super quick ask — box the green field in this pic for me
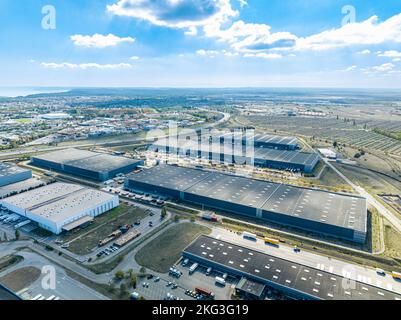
[135,223,211,273]
[66,204,149,255]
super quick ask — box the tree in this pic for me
[333,141,338,148]
[115,270,125,280]
[120,283,128,297]
[174,215,180,223]
[139,266,147,275]
[130,274,137,288]
[126,268,134,279]
[15,229,20,241]
[161,206,167,219]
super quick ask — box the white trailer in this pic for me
[189,262,199,275]
[215,276,226,286]
[243,231,257,241]
[14,220,31,230]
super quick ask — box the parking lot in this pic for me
[133,259,236,301]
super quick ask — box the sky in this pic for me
[1,0,401,88]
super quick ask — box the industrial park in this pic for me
[3,1,401,313]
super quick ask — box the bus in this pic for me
[264,237,280,246]
[243,232,257,241]
[392,271,401,280]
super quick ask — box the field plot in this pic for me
[66,204,149,255]
[242,115,401,156]
[135,223,211,273]
[0,267,41,292]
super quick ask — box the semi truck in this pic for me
[14,220,31,230]
[195,287,215,299]
[392,271,401,280]
[264,237,280,246]
[201,213,219,222]
[243,231,257,241]
[215,276,226,286]
[189,262,199,275]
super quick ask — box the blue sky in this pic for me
[1,0,401,87]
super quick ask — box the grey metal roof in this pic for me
[153,139,317,167]
[183,235,401,300]
[0,162,30,178]
[127,165,366,233]
[33,148,141,173]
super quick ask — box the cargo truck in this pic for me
[189,263,198,275]
[243,231,257,241]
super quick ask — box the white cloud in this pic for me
[185,26,198,36]
[339,65,357,72]
[130,56,140,60]
[203,20,297,54]
[243,52,282,59]
[377,50,401,58]
[203,13,401,54]
[196,49,220,58]
[356,49,371,55]
[70,33,135,48]
[296,14,401,51]
[362,63,395,73]
[107,0,237,29]
[40,62,133,70]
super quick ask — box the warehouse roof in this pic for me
[153,138,317,167]
[32,148,142,172]
[1,182,116,223]
[127,165,366,233]
[0,163,30,178]
[184,236,401,300]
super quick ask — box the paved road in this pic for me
[0,249,108,300]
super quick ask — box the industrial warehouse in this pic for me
[0,182,119,234]
[0,163,32,187]
[152,138,319,172]
[183,235,401,300]
[31,148,144,181]
[219,132,300,150]
[125,165,367,243]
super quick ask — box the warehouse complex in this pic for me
[152,138,318,172]
[219,132,300,150]
[0,163,32,187]
[126,165,367,243]
[183,235,401,300]
[31,148,144,181]
[0,182,119,234]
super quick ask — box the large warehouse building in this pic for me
[219,132,300,150]
[31,148,144,181]
[0,182,119,234]
[125,165,367,243]
[0,163,32,187]
[152,138,319,173]
[183,235,401,300]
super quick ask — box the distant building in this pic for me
[1,182,119,234]
[0,163,32,187]
[318,148,337,159]
[39,113,71,120]
[31,148,144,181]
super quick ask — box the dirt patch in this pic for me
[0,255,23,273]
[135,223,211,273]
